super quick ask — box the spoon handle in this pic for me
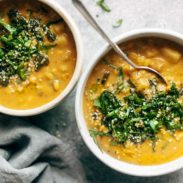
[72,0,137,68]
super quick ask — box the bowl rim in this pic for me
[75,28,183,177]
[0,0,83,116]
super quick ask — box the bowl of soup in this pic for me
[75,29,183,176]
[0,0,83,116]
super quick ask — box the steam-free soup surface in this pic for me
[0,0,76,109]
[84,38,183,165]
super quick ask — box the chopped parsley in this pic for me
[46,18,63,27]
[113,19,123,28]
[97,0,111,12]
[103,59,124,94]
[0,9,61,86]
[101,71,110,85]
[89,129,109,149]
[92,83,183,145]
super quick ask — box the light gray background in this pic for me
[26,0,183,182]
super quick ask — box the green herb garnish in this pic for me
[101,71,110,85]
[89,129,109,149]
[103,59,124,94]
[97,0,111,12]
[92,83,183,146]
[41,44,57,52]
[103,59,123,77]
[113,19,123,28]
[47,18,63,27]
[0,9,59,86]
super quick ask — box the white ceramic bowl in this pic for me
[75,29,183,177]
[0,0,83,116]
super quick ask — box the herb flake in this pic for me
[97,0,111,12]
[113,19,123,28]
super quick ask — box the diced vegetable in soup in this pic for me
[84,38,183,165]
[0,0,76,109]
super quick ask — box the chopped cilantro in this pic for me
[113,19,123,28]
[0,9,59,86]
[97,0,111,12]
[91,83,183,146]
[46,18,63,27]
[89,129,109,149]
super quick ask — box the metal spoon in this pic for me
[72,0,167,84]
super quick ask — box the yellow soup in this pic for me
[84,38,183,165]
[0,0,76,109]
